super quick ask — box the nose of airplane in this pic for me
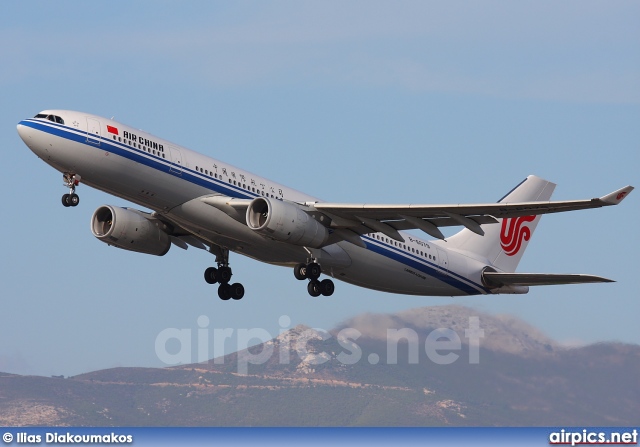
[17,122,31,144]
[17,121,35,143]
[17,121,43,156]
[17,122,27,138]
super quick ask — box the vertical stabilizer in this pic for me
[445,175,556,273]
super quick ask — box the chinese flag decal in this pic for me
[107,125,119,135]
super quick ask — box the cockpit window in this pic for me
[34,114,64,125]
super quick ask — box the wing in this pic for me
[482,272,614,287]
[197,182,633,247]
[311,184,634,242]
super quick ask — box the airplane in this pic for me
[17,110,633,301]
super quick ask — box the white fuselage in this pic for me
[18,110,493,296]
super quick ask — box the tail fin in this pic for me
[445,175,556,273]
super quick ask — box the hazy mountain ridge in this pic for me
[1,306,638,426]
[336,305,559,355]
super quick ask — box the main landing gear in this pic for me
[203,247,245,301]
[294,261,335,297]
[61,173,81,207]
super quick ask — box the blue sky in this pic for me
[1,1,638,377]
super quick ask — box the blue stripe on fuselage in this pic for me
[361,236,487,295]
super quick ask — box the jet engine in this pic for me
[246,197,329,248]
[91,205,171,256]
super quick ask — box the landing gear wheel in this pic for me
[218,266,232,284]
[62,173,81,207]
[307,280,322,297]
[207,246,244,300]
[204,267,219,284]
[294,263,307,280]
[319,279,335,297]
[218,284,232,300]
[68,193,79,207]
[230,283,245,300]
[306,263,321,280]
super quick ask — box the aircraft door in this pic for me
[168,145,183,175]
[436,247,449,277]
[86,118,101,146]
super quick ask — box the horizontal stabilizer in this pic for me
[599,185,634,205]
[483,272,614,287]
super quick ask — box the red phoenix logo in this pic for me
[616,191,627,201]
[500,216,536,256]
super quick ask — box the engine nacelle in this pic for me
[246,197,329,248]
[91,205,171,256]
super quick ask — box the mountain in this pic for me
[1,306,638,426]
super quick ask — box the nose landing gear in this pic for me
[61,173,81,207]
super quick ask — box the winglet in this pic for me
[599,186,634,205]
